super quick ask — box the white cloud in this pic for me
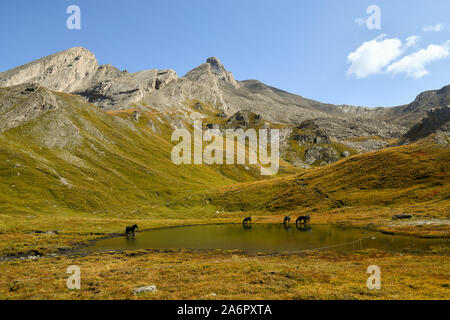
[386,42,450,79]
[422,24,444,32]
[347,35,403,78]
[405,35,420,48]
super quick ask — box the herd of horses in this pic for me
[243,215,310,227]
[125,215,311,236]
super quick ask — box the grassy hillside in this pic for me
[0,88,301,254]
[211,143,450,236]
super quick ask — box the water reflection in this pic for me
[126,235,136,243]
[296,224,312,232]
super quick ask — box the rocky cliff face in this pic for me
[76,67,178,109]
[0,47,179,110]
[399,106,450,145]
[0,47,98,92]
[185,56,237,87]
[375,85,450,128]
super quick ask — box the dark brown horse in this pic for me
[125,224,138,236]
[242,217,252,226]
[296,215,311,225]
[284,216,291,225]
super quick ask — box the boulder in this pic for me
[133,286,157,294]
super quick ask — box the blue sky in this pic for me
[0,0,449,107]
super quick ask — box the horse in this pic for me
[296,215,311,225]
[284,216,291,225]
[242,217,252,225]
[125,224,138,236]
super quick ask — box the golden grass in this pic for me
[0,249,448,300]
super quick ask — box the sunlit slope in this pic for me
[0,86,292,219]
[212,143,450,213]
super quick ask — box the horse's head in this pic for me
[133,224,138,229]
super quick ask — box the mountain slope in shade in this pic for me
[378,85,450,127]
[399,106,450,145]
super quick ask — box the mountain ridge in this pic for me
[1,47,446,124]
[0,47,449,163]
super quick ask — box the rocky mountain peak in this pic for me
[206,56,225,74]
[184,57,237,87]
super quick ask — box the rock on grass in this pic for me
[133,285,157,295]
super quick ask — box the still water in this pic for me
[86,224,448,254]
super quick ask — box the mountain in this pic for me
[380,85,450,127]
[0,47,178,110]
[0,46,449,171]
[399,106,450,145]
